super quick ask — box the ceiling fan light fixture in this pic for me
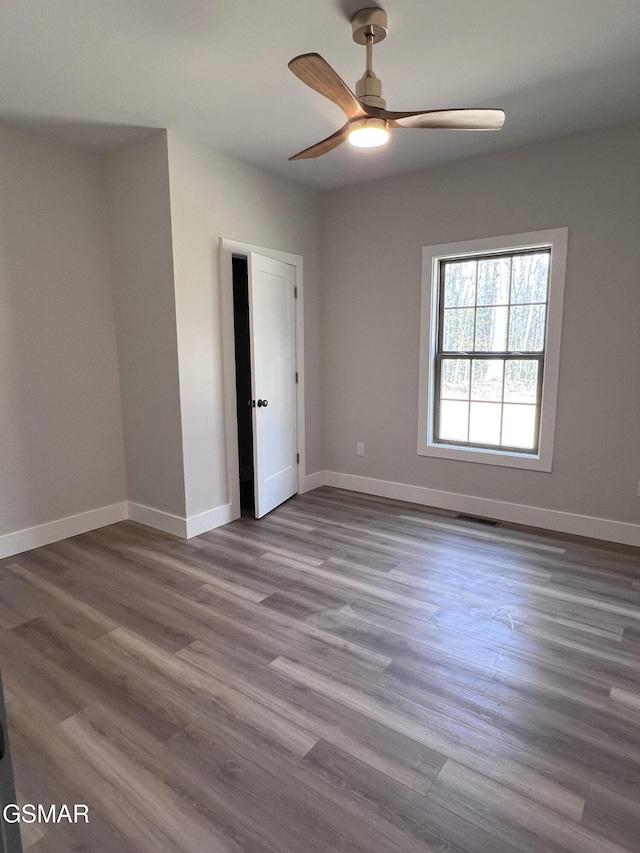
[348,117,389,148]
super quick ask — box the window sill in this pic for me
[418,441,552,472]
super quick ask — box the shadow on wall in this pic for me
[336,0,384,19]
[0,113,159,155]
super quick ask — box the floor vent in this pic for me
[456,513,499,527]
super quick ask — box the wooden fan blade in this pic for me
[289,123,350,160]
[288,53,364,120]
[369,107,505,130]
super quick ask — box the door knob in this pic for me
[247,400,255,407]
[257,399,268,407]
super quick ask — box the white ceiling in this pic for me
[1,0,640,190]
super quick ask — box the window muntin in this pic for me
[434,249,550,454]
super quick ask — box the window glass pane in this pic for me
[444,261,476,307]
[469,402,502,445]
[508,304,546,351]
[471,360,503,401]
[477,257,511,305]
[439,401,469,442]
[502,404,537,449]
[441,359,470,399]
[443,308,474,351]
[511,253,549,304]
[504,360,539,404]
[475,306,508,352]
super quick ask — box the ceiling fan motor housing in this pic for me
[356,71,386,109]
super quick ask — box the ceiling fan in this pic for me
[288,7,505,160]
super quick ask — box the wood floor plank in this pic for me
[168,727,421,853]
[397,514,568,553]
[0,625,87,725]
[99,626,319,759]
[270,655,586,820]
[428,759,630,853]
[8,696,157,853]
[186,582,390,668]
[302,739,521,853]
[177,638,441,794]
[581,782,640,851]
[59,705,240,853]
[12,616,184,742]
[525,611,625,641]
[609,685,640,710]
[338,599,437,640]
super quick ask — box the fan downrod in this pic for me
[352,8,388,110]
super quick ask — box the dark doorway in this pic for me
[232,256,255,515]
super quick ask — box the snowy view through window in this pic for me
[435,250,550,451]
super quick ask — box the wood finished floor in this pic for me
[2,487,640,853]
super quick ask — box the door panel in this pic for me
[248,254,297,518]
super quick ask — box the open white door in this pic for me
[248,253,298,518]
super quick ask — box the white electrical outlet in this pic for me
[637,479,640,497]
[356,442,365,456]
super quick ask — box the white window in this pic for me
[417,229,568,471]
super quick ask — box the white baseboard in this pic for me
[4,472,637,561]
[128,501,234,539]
[316,471,640,548]
[0,498,237,561]
[303,471,326,492]
[0,502,128,560]
[128,502,187,538]
[185,503,234,538]
[0,498,238,561]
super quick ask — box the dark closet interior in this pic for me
[232,255,255,515]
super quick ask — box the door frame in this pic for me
[220,238,306,520]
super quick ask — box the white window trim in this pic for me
[417,228,568,472]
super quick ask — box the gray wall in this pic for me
[0,124,126,535]
[320,119,640,524]
[166,130,322,518]
[103,132,186,517]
